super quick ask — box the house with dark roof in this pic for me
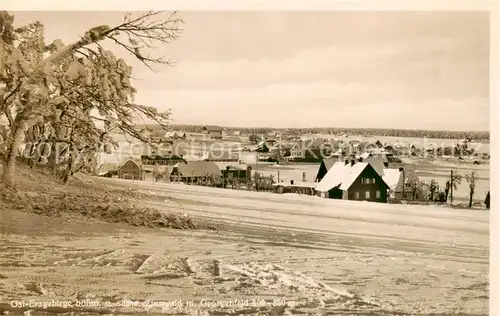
[118,159,143,180]
[170,161,222,184]
[316,159,390,203]
[219,164,252,182]
[202,126,223,139]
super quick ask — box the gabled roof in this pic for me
[118,159,143,170]
[316,161,389,192]
[322,157,338,171]
[172,161,222,178]
[339,162,370,190]
[382,169,402,191]
[382,168,418,192]
[316,162,351,192]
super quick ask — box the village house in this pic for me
[170,161,222,184]
[117,159,143,180]
[316,159,390,203]
[288,138,335,162]
[315,154,383,182]
[164,131,187,139]
[265,136,279,148]
[141,154,185,166]
[202,126,224,139]
[382,167,419,200]
[148,129,174,143]
[218,163,252,182]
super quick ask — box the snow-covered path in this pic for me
[98,178,489,262]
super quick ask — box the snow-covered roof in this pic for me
[339,162,369,190]
[382,169,402,191]
[316,161,391,192]
[316,162,351,192]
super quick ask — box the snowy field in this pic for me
[93,178,489,315]
[1,177,489,315]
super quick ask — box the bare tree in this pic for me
[449,170,462,204]
[465,171,479,208]
[427,179,439,201]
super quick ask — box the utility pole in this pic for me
[277,169,280,183]
[402,168,405,199]
[450,169,454,204]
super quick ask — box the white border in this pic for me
[489,2,499,315]
[0,0,495,11]
[2,0,498,314]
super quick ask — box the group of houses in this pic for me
[273,154,417,203]
[98,157,252,186]
[314,155,416,203]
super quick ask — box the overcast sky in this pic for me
[12,11,490,131]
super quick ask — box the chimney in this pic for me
[290,180,294,185]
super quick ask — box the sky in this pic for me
[11,11,490,131]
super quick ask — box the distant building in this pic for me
[118,159,143,180]
[382,167,419,200]
[165,131,187,139]
[141,155,185,166]
[289,138,335,162]
[316,159,390,203]
[148,129,174,143]
[170,161,222,184]
[221,164,252,182]
[202,126,223,139]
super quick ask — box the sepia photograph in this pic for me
[0,2,495,315]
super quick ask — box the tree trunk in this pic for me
[469,190,474,208]
[62,145,75,184]
[1,121,27,186]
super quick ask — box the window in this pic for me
[376,190,381,199]
[355,192,360,199]
[365,191,371,199]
